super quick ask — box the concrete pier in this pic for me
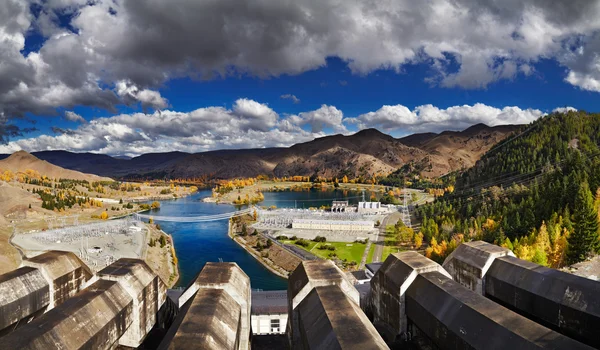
[0,250,91,335]
[443,241,600,348]
[296,285,388,349]
[0,267,49,334]
[22,251,92,308]
[369,251,451,340]
[406,270,592,349]
[486,255,600,348]
[158,262,251,350]
[98,258,167,348]
[0,278,134,349]
[288,260,386,350]
[442,240,514,294]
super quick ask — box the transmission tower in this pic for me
[401,188,412,228]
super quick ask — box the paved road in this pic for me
[372,212,402,263]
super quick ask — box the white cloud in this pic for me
[115,81,168,110]
[348,103,545,133]
[0,0,599,131]
[64,111,86,123]
[0,100,565,156]
[280,94,300,104]
[552,106,578,113]
[0,99,324,156]
[288,105,347,133]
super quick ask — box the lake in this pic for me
[151,187,374,289]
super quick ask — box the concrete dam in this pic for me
[0,241,598,349]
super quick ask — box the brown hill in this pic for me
[5,125,521,180]
[0,151,112,182]
[399,124,520,176]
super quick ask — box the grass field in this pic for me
[283,240,367,265]
[381,229,404,262]
[311,242,367,263]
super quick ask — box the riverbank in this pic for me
[206,180,391,205]
[145,222,180,287]
[227,219,300,279]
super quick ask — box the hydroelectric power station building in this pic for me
[291,219,374,231]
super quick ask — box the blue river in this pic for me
[151,188,371,290]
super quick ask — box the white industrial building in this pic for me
[251,290,288,335]
[331,200,350,212]
[291,219,374,231]
[357,201,385,214]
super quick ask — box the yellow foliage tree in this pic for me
[100,211,108,220]
[414,232,424,249]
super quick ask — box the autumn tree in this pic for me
[414,232,424,249]
[567,181,600,264]
[151,201,160,209]
[100,211,108,220]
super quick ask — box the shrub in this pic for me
[313,236,327,243]
[295,239,310,247]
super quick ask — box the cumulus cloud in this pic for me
[280,94,300,104]
[288,105,347,133]
[0,99,324,156]
[64,111,86,123]
[0,100,559,156]
[2,0,600,142]
[347,103,545,133]
[115,81,168,110]
[552,106,578,113]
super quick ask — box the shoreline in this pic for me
[227,221,289,279]
[205,181,390,206]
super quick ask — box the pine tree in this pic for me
[567,182,600,264]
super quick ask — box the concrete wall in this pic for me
[158,262,251,350]
[369,251,451,340]
[442,240,514,295]
[160,288,242,350]
[0,250,92,336]
[287,260,360,347]
[292,220,374,231]
[443,241,600,348]
[0,266,49,334]
[296,285,388,350]
[405,271,592,350]
[98,258,167,348]
[485,255,600,348]
[22,251,92,308]
[0,278,134,350]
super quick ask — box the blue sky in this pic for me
[1,0,599,155]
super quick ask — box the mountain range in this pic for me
[0,124,520,180]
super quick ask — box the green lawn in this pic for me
[381,231,404,262]
[284,240,368,264]
[366,244,376,263]
[311,242,367,263]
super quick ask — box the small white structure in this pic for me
[291,219,374,231]
[357,201,383,214]
[87,246,103,254]
[331,200,350,212]
[129,226,142,232]
[251,290,288,335]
